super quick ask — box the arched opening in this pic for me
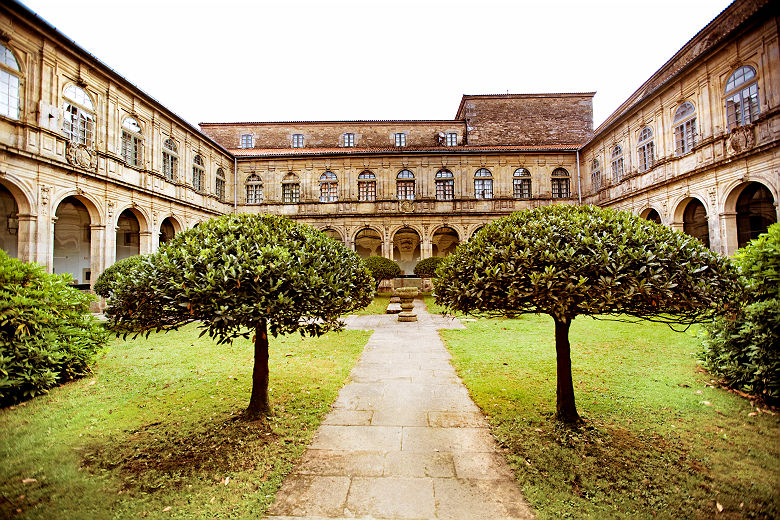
[736,182,776,248]
[322,228,343,244]
[54,197,91,284]
[160,217,178,245]
[641,208,662,225]
[470,226,484,239]
[392,227,420,274]
[354,228,382,258]
[432,226,460,257]
[0,184,19,258]
[116,209,140,262]
[682,199,710,247]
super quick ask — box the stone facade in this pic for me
[0,0,778,283]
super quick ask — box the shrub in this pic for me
[93,255,144,298]
[364,256,401,289]
[701,223,780,402]
[413,256,444,277]
[0,251,108,406]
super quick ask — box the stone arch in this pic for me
[470,225,485,239]
[159,215,184,245]
[0,176,34,259]
[639,206,664,225]
[353,226,383,258]
[321,227,344,243]
[431,225,460,257]
[392,226,421,274]
[674,196,710,248]
[723,180,777,250]
[52,190,103,225]
[53,195,99,285]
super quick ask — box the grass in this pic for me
[0,324,370,519]
[440,314,780,520]
[348,292,392,315]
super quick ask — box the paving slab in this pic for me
[266,300,535,519]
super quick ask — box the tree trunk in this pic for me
[245,319,271,420]
[554,317,581,424]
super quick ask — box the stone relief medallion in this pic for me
[399,200,415,213]
[727,126,755,155]
[65,142,98,171]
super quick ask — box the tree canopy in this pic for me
[434,205,740,422]
[106,214,374,418]
[363,256,401,289]
[413,256,444,278]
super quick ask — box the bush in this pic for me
[0,251,108,406]
[364,256,401,289]
[701,223,780,402]
[93,255,144,298]
[413,256,444,277]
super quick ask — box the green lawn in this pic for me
[0,324,370,519]
[440,315,780,520]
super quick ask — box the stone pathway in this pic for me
[266,300,535,520]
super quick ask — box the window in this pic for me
[282,174,300,203]
[319,171,338,202]
[446,132,457,147]
[396,169,415,200]
[215,168,226,200]
[192,154,205,192]
[292,133,304,148]
[62,85,95,147]
[162,138,178,182]
[513,168,531,199]
[474,168,493,199]
[435,169,454,200]
[394,132,406,147]
[240,134,253,148]
[121,117,143,167]
[245,173,263,204]
[343,133,355,147]
[673,102,697,155]
[0,44,20,120]
[591,159,602,190]
[725,65,760,130]
[358,171,376,201]
[551,168,571,198]
[611,145,624,183]
[637,126,655,172]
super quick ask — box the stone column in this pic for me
[89,224,106,285]
[15,214,37,263]
[720,211,738,256]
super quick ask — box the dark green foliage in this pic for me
[434,205,738,323]
[413,256,444,278]
[92,254,144,298]
[702,223,780,402]
[363,256,401,289]
[107,214,374,341]
[0,251,108,406]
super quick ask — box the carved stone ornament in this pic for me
[39,186,50,215]
[107,200,115,219]
[399,200,415,213]
[65,141,98,171]
[727,126,755,155]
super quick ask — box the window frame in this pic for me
[343,133,355,147]
[591,158,602,190]
[611,145,624,184]
[396,169,415,200]
[245,173,263,204]
[474,168,493,199]
[394,132,407,147]
[445,132,457,147]
[192,154,205,193]
[551,168,571,198]
[240,134,253,149]
[357,170,376,202]
[162,138,178,182]
[673,102,697,156]
[513,168,531,199]
[725,65,760,130]
[435,169,454,201]
[637,126,655,172]
[282,174,300,203]
[62,84,95,147]
[215,168,226,201]
[319,171,339,202]
[121,117,143,168]
[291,133,304,148]
[0,43,21,120]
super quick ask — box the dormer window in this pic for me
[394,132,407,147]
[446,133,457,146]
[343,133,355,147]
[292,134,304,148]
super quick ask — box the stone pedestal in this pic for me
[395,287,418,322]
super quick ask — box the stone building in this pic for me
[0,0,777,282]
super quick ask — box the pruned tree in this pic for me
[414,256,444,278]
[106,214,374,419]
[434,205,740,423]
[363,256,401,290]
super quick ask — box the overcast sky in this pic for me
[21,0,734,129]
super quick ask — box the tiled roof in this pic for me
[200,119,465,127]
[229,144,581,157]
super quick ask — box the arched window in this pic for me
[474,168,493,199]
[551,168,571,198]
[358,171,376,201]
[435,169,454,201]
[611,145,624,184]
[245,173,263,204]
[673,102,697,155]
[282,173,300,203]
[319,171,338,202]
[637,126,655,172]
[513,168,531,199]
[62,85,95,146]
[682,199,710,248]
[215,168,226,201]
[725,65,760,130]
[397,169,415,200]
[0,44,21,120]
[162,138,178,182]
[121,117,143,167]
[192,155,205,192]
[591,158,602,190]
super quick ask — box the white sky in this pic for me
[20,0,734,129]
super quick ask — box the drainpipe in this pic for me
[576,149,582,205]
[233,156,238,214]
